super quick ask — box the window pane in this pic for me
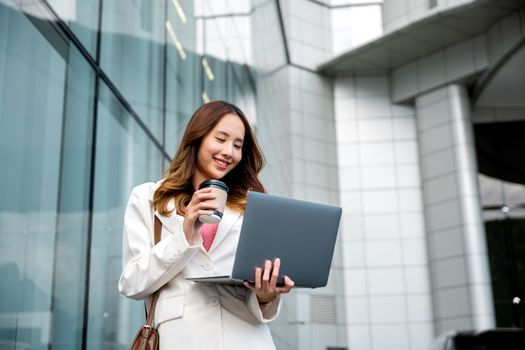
[86,81,163,349]
[51,45,96,350]
[0,2,62,349]
[165,0,201,153]
[47,0,100,56]
[1,2,97,349]
[100,0,165,141]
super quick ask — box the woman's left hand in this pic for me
[243,258,294,304]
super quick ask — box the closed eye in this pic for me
[215,137,226,143]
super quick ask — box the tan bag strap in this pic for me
[144,216,162,327]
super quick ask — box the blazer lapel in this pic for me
[208,206,241,253]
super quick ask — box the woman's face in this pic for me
[194,113,245,186]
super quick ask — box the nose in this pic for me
[221,142,233,158]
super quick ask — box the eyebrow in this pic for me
[216,130,244,143]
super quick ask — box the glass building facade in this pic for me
[0,0,255,348]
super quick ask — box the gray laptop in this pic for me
[186,191,342,288]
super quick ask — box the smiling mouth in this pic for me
[214,158,230,169]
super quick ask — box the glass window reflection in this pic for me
[0,2,95,349]
[47,0,100,56]
[0,4,65,350]
[165,0,201,153]
[100,0,165,141]
[86,81,163,349]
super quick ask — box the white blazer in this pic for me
[118,182,280,350]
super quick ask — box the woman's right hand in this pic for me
[182,187,218,241]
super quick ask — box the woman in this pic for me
[119,100,294,349]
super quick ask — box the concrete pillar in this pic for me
[415,84,495,334]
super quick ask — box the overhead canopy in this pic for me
[318,0,524,76]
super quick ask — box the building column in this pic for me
[252,1,345,348]
[415,84,495,334]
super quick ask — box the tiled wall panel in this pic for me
[335,75,434,350]
[382,0,430,33]
[256,62,347,349]
[392,35,488,102]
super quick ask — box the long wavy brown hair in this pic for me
[153,100,266,216]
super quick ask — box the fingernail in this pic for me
[275,258,280,264]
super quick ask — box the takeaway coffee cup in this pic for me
[198,179,229,224]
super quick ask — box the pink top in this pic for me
[199,223,219,251]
